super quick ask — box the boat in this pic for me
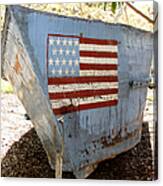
[1,5,154,178]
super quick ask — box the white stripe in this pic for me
[80,44,118,52]
[80,57,117,64]
[80,70,117,76]
[50,94,118,109]
[48,82,118,93]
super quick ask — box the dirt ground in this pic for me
[1,88,157,180]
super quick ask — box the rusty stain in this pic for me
[14,53,22,74]
[100,129,139,148]
[79,129,140,168]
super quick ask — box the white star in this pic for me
[68,60,72,66]
[74,40,78,46]
[56,38,60,45]
[52,48,57,55]
[55,58,60,66]
[49,58,53,65]
[49,39,54,45]
[59,48,63,55]
[58,68,62,75]
[75,59,79,66]
[68,40,72,45]
[72,49,76,56]
[63,39,67,46]
[65,69,69,75]
[52,69,56,74]
[71,69,75,75]
[66,49,70,55]
[62,59,66,65]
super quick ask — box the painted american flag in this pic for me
[47,34,118,116]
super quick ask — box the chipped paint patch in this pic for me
[14,53,22,74]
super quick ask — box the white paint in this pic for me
[48,82,118,93]
[80,44,118,52]
[80,70,117,76]
[80,57,118,64]
[51,94,118,109]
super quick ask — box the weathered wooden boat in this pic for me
[1,5,154,178]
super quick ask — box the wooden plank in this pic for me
[55,152,63,178]
[2,7,64,178]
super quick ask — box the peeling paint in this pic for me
[14,53,22,74]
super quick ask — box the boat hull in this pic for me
[2,5,154,178]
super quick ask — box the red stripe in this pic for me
[48,76,118,85]
[48,33,80,39]
[49,88,118,100]
[80,51,117,58]
[80,64,118,70]
[53,100,118,115]
[80,37,118,45]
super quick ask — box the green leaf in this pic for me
[111,2,117,14]
[104,2,107,11]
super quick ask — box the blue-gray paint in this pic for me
[3,5,154,176]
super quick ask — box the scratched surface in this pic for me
[2,5,154,177]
